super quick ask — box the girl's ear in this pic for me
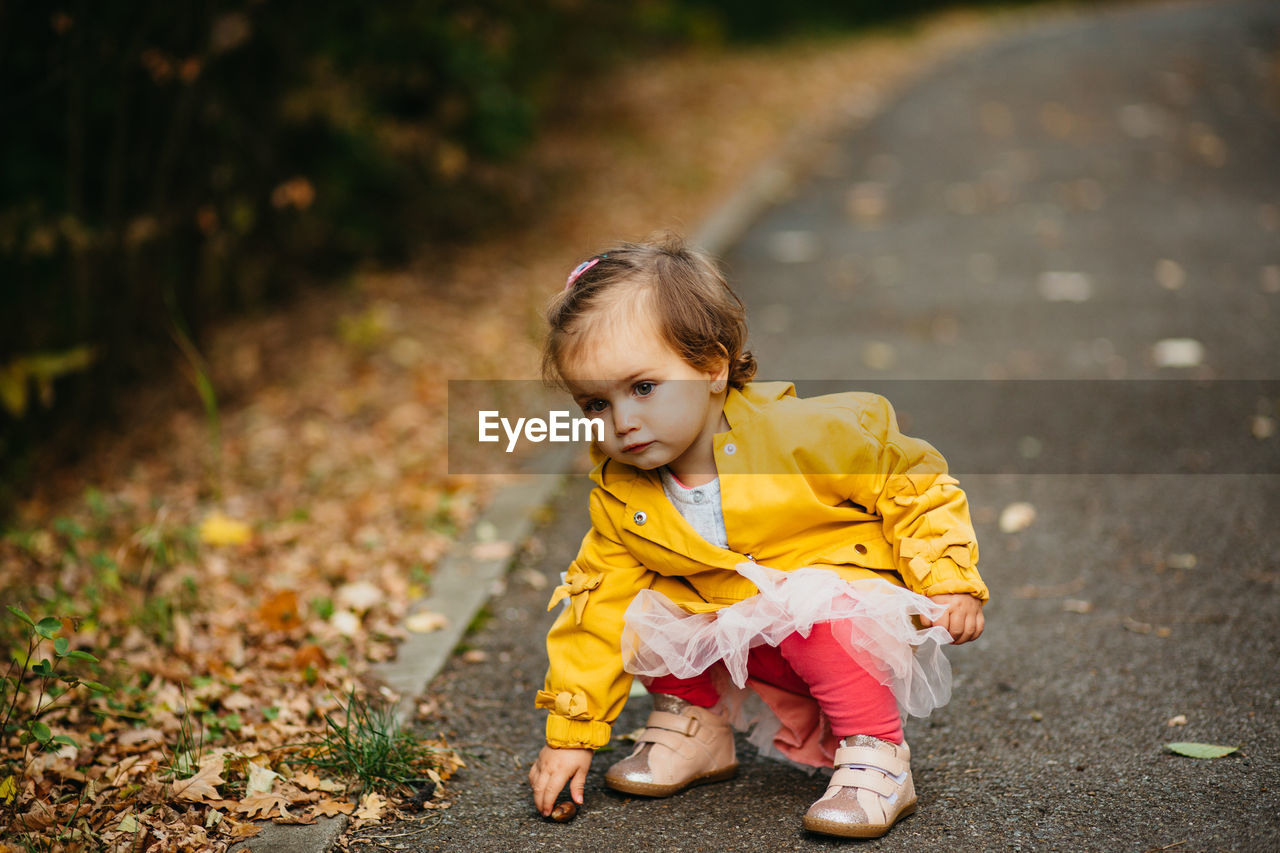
[708,344,730,388]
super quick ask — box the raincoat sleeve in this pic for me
[839,395,989,602]
[538,486,655,749]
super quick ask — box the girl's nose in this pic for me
[612,405,638,436]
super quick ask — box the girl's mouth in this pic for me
[623,441,653,454]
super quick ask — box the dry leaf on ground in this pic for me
[199,512,253,546]
[355,792,390,821]
[406,611,449,633]
[172,756,226,803]
[292,770,347,793]
[246,763,279,796]
[313,798,357,817]
[999,501,1037,533]
[238,791,293,820]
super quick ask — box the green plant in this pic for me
[1,605,112,842]
[296,688,443,795]
[159,684,207,780]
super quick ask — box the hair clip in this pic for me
[565,257,601,290]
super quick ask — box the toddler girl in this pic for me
[527,237,987,838]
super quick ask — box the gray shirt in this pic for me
[659,467,728,550]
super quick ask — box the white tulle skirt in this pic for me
[619,562,954,768]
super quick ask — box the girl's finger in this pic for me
[570,767,587,805]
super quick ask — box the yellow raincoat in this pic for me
[538,381,988,749]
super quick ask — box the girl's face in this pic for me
[561,315,728,481]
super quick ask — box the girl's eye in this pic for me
[634,381,655,397]
[582,399,607,414]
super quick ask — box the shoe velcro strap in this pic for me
[638,726,698,759]
[829,766,899,798]
[644,710,699,737]
[833,745,907,777]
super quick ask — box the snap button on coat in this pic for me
[723,443,737,455]
[633,511,648,525]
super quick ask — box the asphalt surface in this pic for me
[356,2,1280,850]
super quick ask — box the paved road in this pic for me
[359,2,1280,850]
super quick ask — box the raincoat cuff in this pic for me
[920,562,990,602]
[898,527,977,589]
[545,715,613,750]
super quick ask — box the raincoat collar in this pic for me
[586,381,797,493]
[582,382,799,567]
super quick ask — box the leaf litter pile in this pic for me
[1,11,1012,852]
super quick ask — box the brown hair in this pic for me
[542,235,757,389]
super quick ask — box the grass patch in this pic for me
[296,689,448,795]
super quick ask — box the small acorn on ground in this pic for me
[549,800,578,822]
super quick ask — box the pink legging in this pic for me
[642,620,904,744]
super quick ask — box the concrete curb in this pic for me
[376,451,578,729]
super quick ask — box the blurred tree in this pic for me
[0,1,636,485]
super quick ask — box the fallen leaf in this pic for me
[1123,617,1153,635]
[107,755,143,787]
[1167,714,1188,727]
[515,567,548,590]
[1038,271,1093,302]
[1152,338,1204,368]
[999,502,1037,533]
[1,775,16,805]
[1262,265,1280,293]
[229,821,263,839]
[172,755,226,803]
[256,589,301,632]
[846,184,888,225]
[861,341,895,371]
[1062,599,1093,614]
[766,230,822,264]
[313,799,356,817]
[238,792,292,820]
[330,609,362,636]
[292,770,346,793]
[199,512,252,546]
[461,649,488,663]
[1154,259,1185,290]
[336,580,382,613]
[221,690,256,711]
[405,611,448,633]
[470,540,513,561]
[1166,742,1238,759]
[292,643,330,671]
[246,763,279,796]
[355,791,389,821]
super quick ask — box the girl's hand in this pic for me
[529,745,593,817]
[922,593,985,644]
